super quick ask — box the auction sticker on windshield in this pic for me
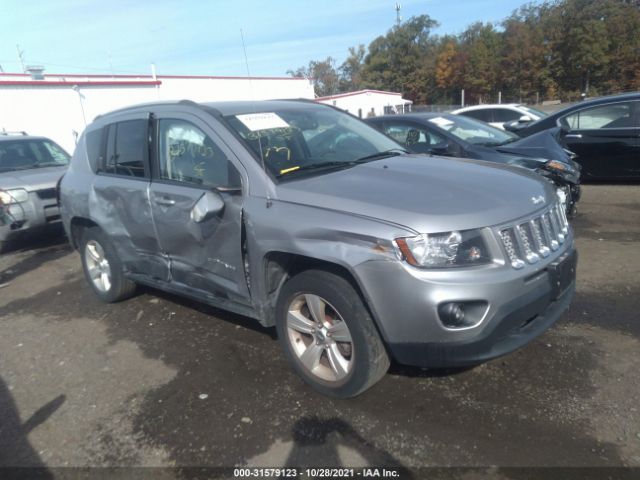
[428,116,454,128]
[236,113,289,131]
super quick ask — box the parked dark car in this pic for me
[366,113,581,216]
[0,132,70,252]
[504,93,640,180]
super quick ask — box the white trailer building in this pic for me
[315,89,412,118]
[0,72,315,152]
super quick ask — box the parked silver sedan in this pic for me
[0,133,70,252]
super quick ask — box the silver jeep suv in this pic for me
[60,100,576,397]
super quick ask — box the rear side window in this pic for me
[491,109,522,123]
[86,129,104,172]
[101,120,148,178]
[459,109,491,122]
[563,102,636,130]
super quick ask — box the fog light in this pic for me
[439,302,466,328]
[438,301,488,329]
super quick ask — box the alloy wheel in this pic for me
[85,240,112,293]
[286,294,354,382]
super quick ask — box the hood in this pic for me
[496,128,570,163]
[0,166,67,191]
[275,155,556,233]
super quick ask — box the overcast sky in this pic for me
[0,0,525,77]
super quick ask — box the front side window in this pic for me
[425,115,518,147]
[224,106,402,179]
[562,102,636,130]
[383,123,447,154]
[0,139,70,173]
[158,119,239,189]
[519,105,547,119]
[103,120,147,177]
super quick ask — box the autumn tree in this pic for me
[339,45,366,91]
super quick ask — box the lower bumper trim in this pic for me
[388,280,575,369]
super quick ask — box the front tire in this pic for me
[276,269,389,398]
[80,227,136,302]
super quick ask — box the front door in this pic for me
[148,115,250,305]
[560,100,640,179]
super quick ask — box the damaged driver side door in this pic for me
[148,114,250,307]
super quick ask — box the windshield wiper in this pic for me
[275,161,358,177]
[353,148,408,163]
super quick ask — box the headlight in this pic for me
[545,160,573,174]
[395,229,491,268]
[0,189,29,204]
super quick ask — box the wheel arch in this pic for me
[261,251,385,340]
[69,216,101,249]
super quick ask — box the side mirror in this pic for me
[191,191,225,223]
[518,115,532,123]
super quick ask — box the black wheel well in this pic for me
[263,252,366,325]
[69,217,100,249]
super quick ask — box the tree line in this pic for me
[287,0,640,105]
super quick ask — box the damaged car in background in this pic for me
[0,132,70,253]
[60,100,577,397]
[366,113,581,216]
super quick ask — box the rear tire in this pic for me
[80,227,136,303]
[276,269,389,398]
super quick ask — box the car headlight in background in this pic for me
[0,189,29,204]
[395,229,491,268]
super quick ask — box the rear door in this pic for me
[148,113,250,305]
[91,115,169,280]
[559,100,640,179]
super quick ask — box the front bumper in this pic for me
[354,242,577,368]
[0,191,61,242]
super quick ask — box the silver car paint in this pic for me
[0,164,66,242]
[60,100,571,349]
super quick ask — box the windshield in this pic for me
[224,105,403,178]
[520,105,548,118]
[426,114,519,147]
[0,139,70,173]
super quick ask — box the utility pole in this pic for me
[16,44,26,72]
[395,3,401,27]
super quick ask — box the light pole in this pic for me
[72,85,87,127]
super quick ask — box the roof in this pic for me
[0,72,309,87]
[369,112,451,121]
[94,99,322,120]
[0,79,162,87]
[314,89,411,102]
[0,135,50,142]
[548,92,640,117]
[452,104,522,112]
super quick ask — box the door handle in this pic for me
[565,134,582,139]
[155,197,176,207]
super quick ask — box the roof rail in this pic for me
[0,130,28,136]
[94,99,218,122]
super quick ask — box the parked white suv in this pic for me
[452,104,547,130]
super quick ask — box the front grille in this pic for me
[36,187,57,200]
[499,203,569,269]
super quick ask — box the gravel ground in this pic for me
[0,184,638,478]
